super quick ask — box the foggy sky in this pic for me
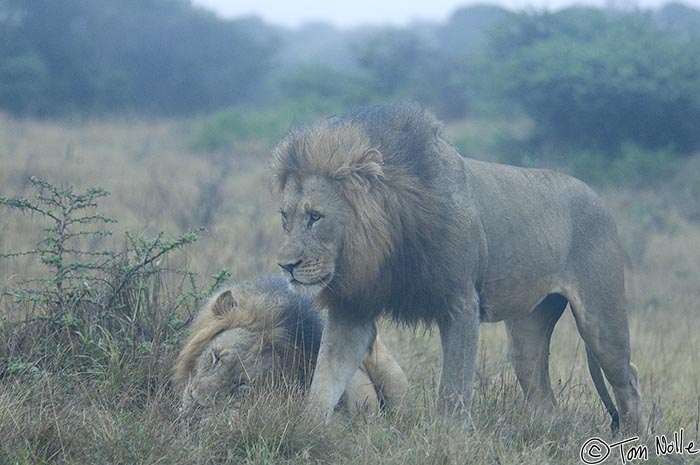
[191,0,699,28]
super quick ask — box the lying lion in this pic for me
[173,275,409,415]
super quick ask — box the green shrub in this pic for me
[669,154,700,221]
[570,142,679,187]
[276,66,375,110]
[0,177,226,378]
[189,108,291,152]
[0,54,51,115]
[189,101,356,152]
[451,118,532,163]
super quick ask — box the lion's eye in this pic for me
[307,211,322,228]
[279,210,289,231]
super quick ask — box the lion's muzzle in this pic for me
[278,256,332,287]
[278,259,302,275]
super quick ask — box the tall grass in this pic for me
[0,115,698,464]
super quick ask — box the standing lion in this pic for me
[272,102,644,432]
[173,275,409,415]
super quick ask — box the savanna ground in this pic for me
[0,114,698,465]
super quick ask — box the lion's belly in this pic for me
[476,222,572,322]
[478,274,565,322]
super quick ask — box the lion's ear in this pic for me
[361,148,383,165]
[353,148,384,184]
[212,290,238,317]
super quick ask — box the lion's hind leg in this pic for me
[505,293,567,417]
[565,281,645,434]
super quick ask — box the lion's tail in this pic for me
[585,346,620,432]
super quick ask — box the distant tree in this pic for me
[436,5,510,58]
[276,66,375,111]
[0,0,277,115]
[655,2,700,37]
[0,54,50,115]
[355,29,469,118]
[98,10,278,113]
[355,29,423,96]
[482,8,700,154]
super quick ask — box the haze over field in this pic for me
[192,0,700,27]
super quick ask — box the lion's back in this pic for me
[464,157,620,258]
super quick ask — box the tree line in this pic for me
[1,0,700,154]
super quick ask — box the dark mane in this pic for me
[272,103,469,325]
[173,275,325,388]
[341,102,445,186]
[253,275,323,373]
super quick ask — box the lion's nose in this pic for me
[278,259,302,275]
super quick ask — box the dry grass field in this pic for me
[0,115,698,464]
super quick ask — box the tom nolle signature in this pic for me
[579,428,699,464]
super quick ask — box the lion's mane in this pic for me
[271,103,467,324]
[173,275,322,390]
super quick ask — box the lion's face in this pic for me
[183,327,273,406]
[277,175,352,297]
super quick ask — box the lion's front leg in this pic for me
[309,311,375,423]
[437,291,480,424]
